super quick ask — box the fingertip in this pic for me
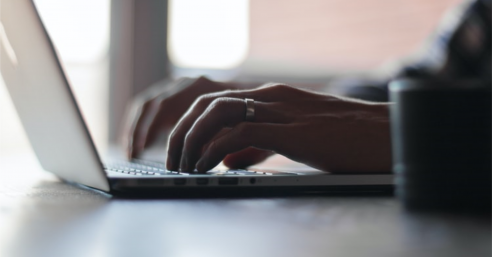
[179,155,189,172]
[130,149,138,160]
[125,143,133,158]
[166,158,176,171]
[126,150,132,161]
[196,159,206,173]
[166,147,180,171]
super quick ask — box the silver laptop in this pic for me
[0,0,393,195]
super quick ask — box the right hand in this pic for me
[165,83,392,173]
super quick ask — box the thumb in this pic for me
[222,147,274,169]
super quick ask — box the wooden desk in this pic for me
[0,154,489,257]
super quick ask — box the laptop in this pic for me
[0,0,393,195]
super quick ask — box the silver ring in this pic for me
[245,98,255,122]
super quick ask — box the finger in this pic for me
[131,101,162,158]
[142,98,169,149]
[130,79,190,152]
[178,97,244,171]
[143,78,211,148]
[124,78,182,157]
[195,123,286,172]
[129,78,200,157]
[166,84,300,170]
[179,99,292,172]
[125,99,159,159]
[223,147,274,169]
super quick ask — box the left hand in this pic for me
[166,83,392,173]
[122,76,232,159]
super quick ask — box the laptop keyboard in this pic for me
[105,159,178,176]
[104,159,275,176]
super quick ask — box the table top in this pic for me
[0,153,490,257]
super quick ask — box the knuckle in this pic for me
[261,83,289,90]
[207,97,238,117]
[195,94,214,109]
[131,99,146,112]
[141,100,151,109]
[196,75,210,83]
[270,83,292,92]
[258,83,294,98]
[133,94,153,106]
[207,98,238,125]
[209,97,230,111]
[134,99,157,115]
[195,94,207,103]
[157,97,167,108]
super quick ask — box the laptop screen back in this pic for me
[0,0,109,191]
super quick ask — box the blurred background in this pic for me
[0,0,461,158]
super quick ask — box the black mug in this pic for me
[389,79,491,211]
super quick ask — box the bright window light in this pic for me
[168,0,249,69]
[33,0,110,63]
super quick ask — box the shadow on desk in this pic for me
[107,184,395,199]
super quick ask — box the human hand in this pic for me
[167,84,392,173]
[123,76,270,167]
[124,76,231,159]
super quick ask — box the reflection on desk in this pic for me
[0,153,490,257]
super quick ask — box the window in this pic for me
[168,0,249,69]
[168,0,461,79]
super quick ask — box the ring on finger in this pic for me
[245,98,255,122]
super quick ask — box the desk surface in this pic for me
[0,154,489,257]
